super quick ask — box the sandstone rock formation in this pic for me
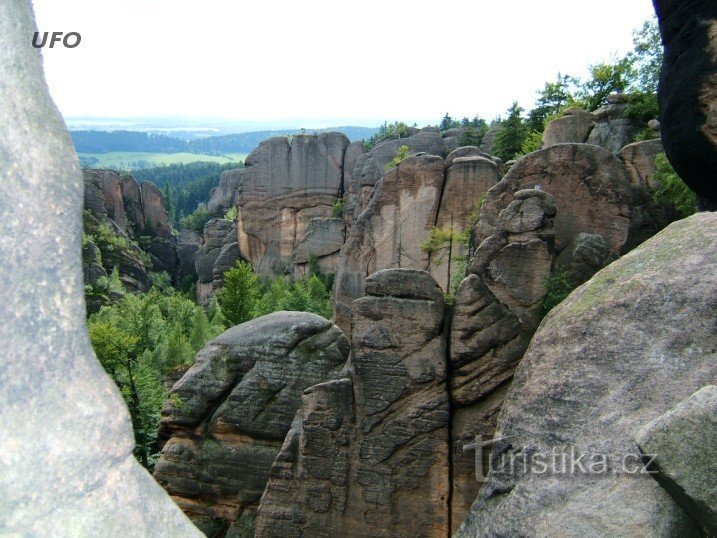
[141,180,172,239]
[236,133,349,278]
[542,107,595,146]
[654,0,717,207]
[555,232,618,287]
[475,143,634,254]
[0,2,200,534]
[333,152,501,335]
[449,189,555,530]
[458,212,717,536]
[636,385,717,534]
[255,269,450,538]
[195,218,242,306]
[620,138,664,191]
[154,312,349,535]
[586,94,643,154]
[208,168,244,217]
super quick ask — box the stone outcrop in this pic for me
[195,218,242,306]
[255,269,450,538]
[141,180,172,239]
[542,107,595,146]
[475,144,634,254]
[0,2,200,533]
[654,0,717,207]
[586,94,643,154]
[236,133,349,278]
[636,385,717,534]
[620,138,664,191]
[458,212,717,536]
[207,168,244,217]
[449,189,556,530]
[176,229,201,283]
[345,131,447,222]
[334,151,501,335]
[154,312,349,535]
[555,232,618,287]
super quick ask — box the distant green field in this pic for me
[78,152,247,170]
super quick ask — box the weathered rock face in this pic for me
[332,155,445,334]
[99,169,128,233]
[293,217,346,277]
[141,181,172,239]
[256,269,450,538]
[476,144,634,254]
[195,218,241,306]
[120,174,146,235]
[345,131,447,221]
[458,212,717,537]
[432,155,502,291]
[555,232,618,287]
[620,138,664,191]
[654,0,717,206]
[0,2,200,534]
[236,133,349,277]
[449,189,555,530]
[176,229,201,283]
[208,169,244,217]
[586,94,644,154]
[542,107,596,146]
[636,385,717,534]
[154,312,350,535]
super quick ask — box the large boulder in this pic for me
[256,269,450,537]
[654,0,717,207]
[636,385,717,534]
[154,312,349,535]
[195,218,241,306]
[475,143,634,254]
[586,95,643,154]
[236,133,349,277]
[458,212,717,536]
[0,1,199,534]
[542,107,595,146]
[120,173,146,236]
[620,138,665,191]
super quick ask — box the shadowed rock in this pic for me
[0,1,200,534]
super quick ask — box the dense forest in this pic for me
[130,161,241,223]
[71,126,378,155]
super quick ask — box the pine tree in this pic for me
[217,260,260,326]
[493,102,530,161]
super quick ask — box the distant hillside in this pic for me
[70,126,378,155]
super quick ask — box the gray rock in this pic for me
[140,181,172,239]
[555,232,618,287]
[542,107,595,146]
[155,312,349,532]
[0,2,200,534]
[587,101,643,154]
[458,212,717,537]
[620,138,665,191]
[120,173,146,236]
[256,270,449,537]
[636,385,717,534]
[176,229,200,282]
[207,168,244,217]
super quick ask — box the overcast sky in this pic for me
[31,0,657,127]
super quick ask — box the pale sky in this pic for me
[31,0,657,127]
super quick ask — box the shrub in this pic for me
[332,198,345,218]
[539,268,575,318]
[653,154,697,218]
[180,203,212,233]
[386,145,409,170]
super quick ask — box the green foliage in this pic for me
[653,154,697,218]
[628,17,661,94]
[625,91,659,123]
[440,113,461,131]
[521,131,543,156]
[527,74,574,132]
[217,260,261,326]
[540,268,575,318]
[386,145,410,170]
[162,182,177,225]
[363,121,410,150]
[88,287,217,468]
[91,266,125,297]
[575,57,636,111]
[83,210,152,276]
[458,125,486,147]
[180,203,212,233]
[421,227,456,255]
[223,206,238,221]
[331,198,345,218]
[493,102,530,161]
